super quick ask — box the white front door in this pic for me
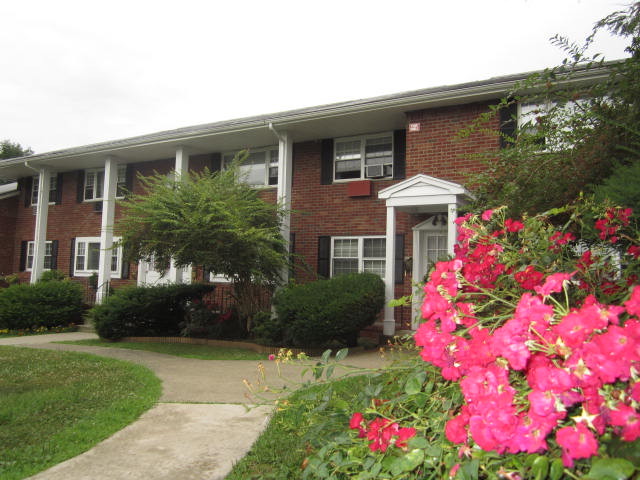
[412,216,449,328]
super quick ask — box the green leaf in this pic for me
[404,371,427,396]
[325,365,335,380]
[531,455,549,480]
[390,449,425,475]
[586,458,635,480]
[335,348,349,362]
[549,458,564,480]
[408,436,429,449]
[321,349,332,364]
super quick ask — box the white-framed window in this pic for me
[222,147,278,187]
[26,241,53,271]
[334,133,393,181]
[331,236,386,278]
[31,174,58,205]
[74,237,122,277]
[518,100,587,151]
[83,165,127,201]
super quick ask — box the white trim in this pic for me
[26,241,53,271]
[333,132,394,182]
[83,165,126,202]
[73,236,122,278]
[330,236,387,279]
[30,173,57,206]
[222,146,279,187]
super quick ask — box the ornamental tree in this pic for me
[116,156,288,328]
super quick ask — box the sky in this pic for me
[0,0,631,154]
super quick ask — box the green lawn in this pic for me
[57,339,268,360]
[0,346,161,480]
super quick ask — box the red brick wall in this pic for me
[406,102,499,182]
[4,101,500,325]
[0,195,17,275]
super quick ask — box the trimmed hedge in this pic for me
[0,280,84,330]
[265,273,385,348]
[89,283,215,340]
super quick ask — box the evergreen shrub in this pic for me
[0,280,84,330]
[90,283,215,340]
[268,273,385,347]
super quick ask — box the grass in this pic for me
[0,346,161,480]
[226,374,376,480]
[56,338,268,360]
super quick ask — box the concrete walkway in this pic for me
[0,332,387,480]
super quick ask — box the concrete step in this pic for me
[77,323,95,333]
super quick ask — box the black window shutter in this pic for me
[121,252,130,279]
[210,153,222,173]
[54,173,63,204]
[395,234,405,284]
[499,102,518,149]
[393,130,406,180]
[50,240,59,270]
[19,241,28,271]
[317,236,331,278]
[94,202,103,212]
[203,266,211,283]
[76,170,85,203]
[24,176,33,207]
[124,164,134,196]
[320,139,333,185]
[69,238,76,277]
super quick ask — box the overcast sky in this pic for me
[0,0,631,154]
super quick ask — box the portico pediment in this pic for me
[378,174,472,210]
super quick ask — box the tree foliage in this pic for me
[116,156,288,324]
[467,3,640,218]
[0,139,33,160]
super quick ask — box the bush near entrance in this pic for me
[255,273,385,348]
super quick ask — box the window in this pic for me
[334,133,393,181]
[74,237,122,277]
[222,148,278,187]
[26,241,53,271]
[84,165,127,201]
[331,237,386,278]
[31,174,58,205]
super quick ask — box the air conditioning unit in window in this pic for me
[365,165,384,178]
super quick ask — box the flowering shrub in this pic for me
[414,202,640,475]
[302,200,640,479]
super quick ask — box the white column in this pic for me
[30,168,51,283]
[383,206,397,336]
[168,147,190,284]
[276,131,293,282]
[96,157,118,303]
[174,146,189,177]
[447,203,457,256]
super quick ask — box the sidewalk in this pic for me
[0,332,387,479]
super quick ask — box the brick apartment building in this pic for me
[0,67,608,335]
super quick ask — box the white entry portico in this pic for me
[378,174,472,336]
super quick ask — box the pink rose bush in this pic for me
[415,204,640,468]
